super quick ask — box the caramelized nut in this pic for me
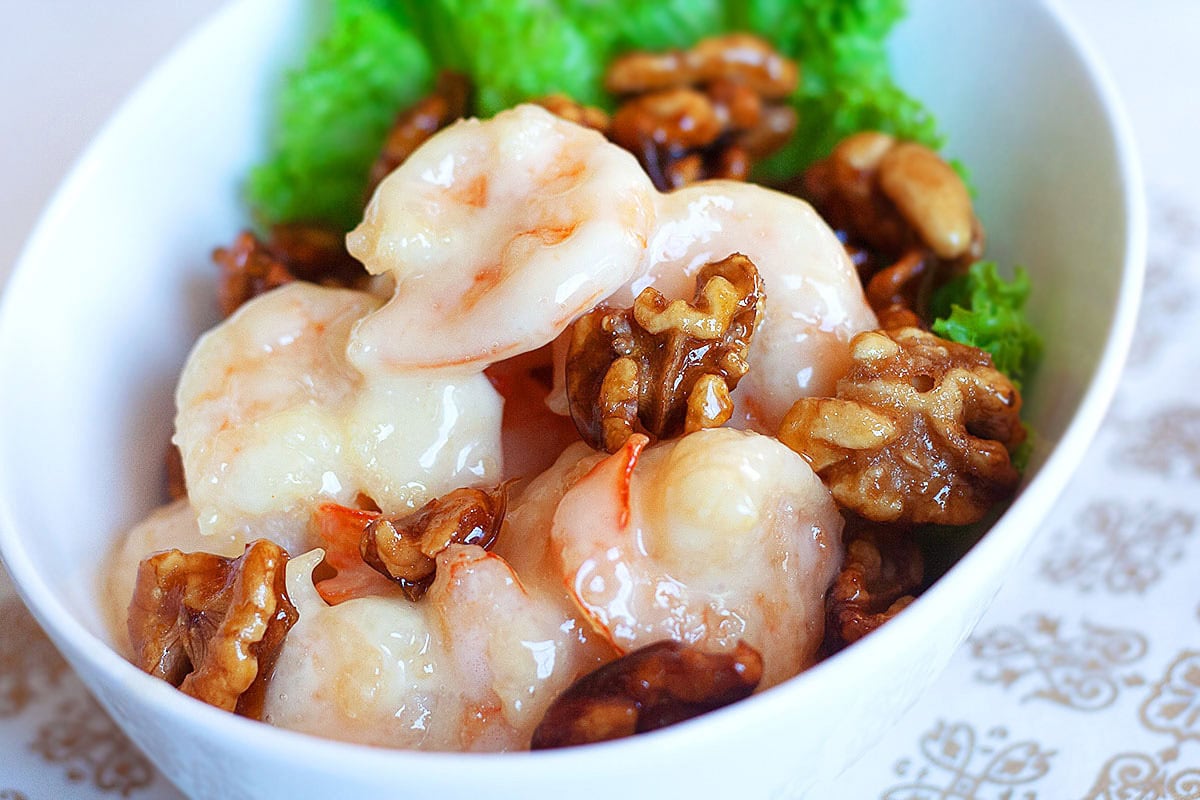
[606,34,798,100]
[213,224,365,317]
[824,521,923,653]
[535,94,611,132]
[878,142,974,260]
[688,34,799,99]
[603,35,798,190]
[361,485,509,600]
[127,540,297,718]
[566,254,764,452]
[610,87,723,152]
[801,132,984,326]
[780,327,1023,525]
[530,639,763,749]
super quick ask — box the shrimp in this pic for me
[346,104,657,373]
[263,547,611,751]
[174,282,503,546]
[545,428,843,689]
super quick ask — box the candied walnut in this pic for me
[611,87,724,152]
[127,539,297,718]
[535,94,611,132]
[366,70,471,197]
[606,34,797,99]
[603,34,798,191]
[165,443,186,500]
[361,484,509,600]
[779,327,1024,525]
[800,132,983,326]
[213,223,364,316]
[804,132,982,263]
[823,520,923,654]
[865,249,933,330]
[566,253,763,452]
[530,639,762,749]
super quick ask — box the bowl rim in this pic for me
[0,0,1146,779]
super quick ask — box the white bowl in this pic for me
[0,0,1143,797]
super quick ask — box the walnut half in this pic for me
[566,253,764,453]
[780,327,1023,525]
[530,640,763,749]
[127,539,297,718]
[823,520,924,654]
[360,484,509,600]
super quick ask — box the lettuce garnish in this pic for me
[930,261,1042,386]
[248,0,941,229]
[247,0,432,230]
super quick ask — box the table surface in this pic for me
[3,2,1199,797]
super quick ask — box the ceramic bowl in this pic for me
[0,0,1144,796]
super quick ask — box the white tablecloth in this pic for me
[2,2,1197,797]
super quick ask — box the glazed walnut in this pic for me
[534,93,611,132]
[823,520,924,654]
[361,484,509,600]
[127,539,297,718]
[530,640,763,749]
[213,223,365,316]
[565,253,764,452]
[605,34,798,190]
[779,327,1023,525]
[801,132,984,327]
[366,70,471,197]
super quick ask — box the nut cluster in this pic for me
[212,223,365,317]
[565,253,764,452]
[779,327,1024,525]
[604,34,799,190]
[823,521,923,654]
[802,132,983,327]
[361,484,509,600]
[530,639,763,749]
[127,540,297,718]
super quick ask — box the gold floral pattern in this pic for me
[1126,198,1199,367]
[970,615,1146,710]
[1039,502,1194,594]
[1083,751,1200,800]
[0,792,31,800]
[883,721,1055,800]
[30,697,155,797]
[0,596,70,717]
[1113,406,1200,480]
[1140,651,1200,756]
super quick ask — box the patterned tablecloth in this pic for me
[3,1,1198,798]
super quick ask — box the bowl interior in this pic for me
[0,0,1142,796]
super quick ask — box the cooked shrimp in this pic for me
[611,181,877,431]
[346,104,657,372]
[174,282,503,546]
[546,428,843,689]
[263,547,611,750]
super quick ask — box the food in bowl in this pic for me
[103,0,1042,753]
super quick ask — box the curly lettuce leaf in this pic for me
[248,0,942,227]
[247,0,433,230]
[931,261,1042,386]
[736,0,942,178]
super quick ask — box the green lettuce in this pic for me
[931,261,1042,386]
[248,0,941,229]
[247,0,433,230]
